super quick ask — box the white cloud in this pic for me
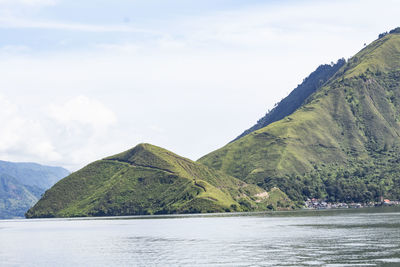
[0,45,31,54]
[0,94,122,170]
[0,0,56,6]
[177,0,394,50]
[48,95,116,129]
[96,43,141,55]
[0,15,160,34]
[0,94,61,163]
[0,95,23,150]
[44,96,120,169]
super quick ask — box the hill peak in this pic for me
[340,31,400,78]
[107,143,159,156]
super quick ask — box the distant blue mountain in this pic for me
[0,161,69,219]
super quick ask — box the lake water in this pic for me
[1,207,400,266]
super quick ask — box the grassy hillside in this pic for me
[199,30,400,204]
[234,59,346,141]
[26,144,293,218]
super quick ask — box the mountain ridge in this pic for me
[0,160,69,189]
[26,143,293,218]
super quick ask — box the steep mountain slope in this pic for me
[0,161,69,219]
[199,30,400,204]
[26,144,292,218]
[234,59,346,141]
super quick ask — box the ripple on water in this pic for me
[1,208,400,266]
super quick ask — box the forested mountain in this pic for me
[26,144,292,218]
[234,59,346,141]
[199,29,400,205]
[0,161,69,219]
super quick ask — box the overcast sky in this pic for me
[0,0,399,171]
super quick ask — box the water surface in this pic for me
[1,207,399,266]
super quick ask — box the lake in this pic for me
[1,207,400,266]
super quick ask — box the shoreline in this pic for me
[2,206,400,222]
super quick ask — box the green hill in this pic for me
[26,144,293,218]
[199,29,400,204]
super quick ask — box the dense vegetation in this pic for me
[0,161,69,218]
[199,31,400,205]
[378,27,400,39]
[26,144,293,218]
[234,59,346,141]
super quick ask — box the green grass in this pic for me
[342,34,400,78]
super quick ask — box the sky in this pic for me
[0,0,399,171]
